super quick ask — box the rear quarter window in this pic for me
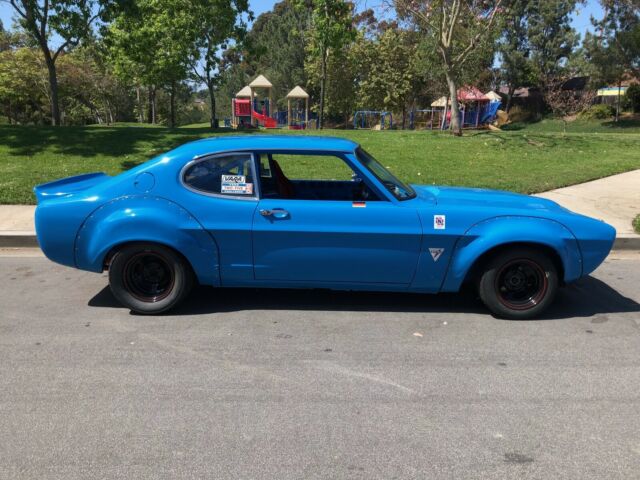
[183,154,256,197]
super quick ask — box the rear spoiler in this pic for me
[34,172,109,203]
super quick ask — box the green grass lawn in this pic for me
[502,117,640,134]
[1,121,639,204]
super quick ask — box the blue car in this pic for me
[34,135,615,319]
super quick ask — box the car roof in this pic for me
[169,135,359,159]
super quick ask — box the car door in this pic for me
[251,152,422,285]
[177,152,259,284]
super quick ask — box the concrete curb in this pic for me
[1,231,639,251]
[613,235,640,250]
[0,231,39,248]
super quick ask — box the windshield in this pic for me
[355,147,416,201]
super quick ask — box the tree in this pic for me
[0,46,50,123]
[394,0,503,135]
[305,30,357,126]
[498,0,535,111]
[545,75,595,133]
[526,0,580,89]
[354,27,419,128]
[625,83,640,113]
[584,0,640,121]
[106,0,198,127]
[5,0,103,125]
[190,0,250,129]
[301,0,355,129]
[245,1,310,105]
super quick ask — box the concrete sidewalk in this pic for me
[0,205,38,247]
[537,169,640,236]
[1,170,638,248]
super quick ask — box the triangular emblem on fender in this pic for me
[429,248,444,262]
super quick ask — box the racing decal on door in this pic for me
[429,248,444,262]
[221,175,253,195]
[433,214,446,230]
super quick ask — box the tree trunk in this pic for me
[445,70,462,136]
[147,86,157,124]
[147,87,153,123]
[615,79,621,122]
[208,83,217,129]
[169,80,176,128]
[43,52,61,126]
[506,85,515,112]
[402,106,406,130]
[136,86,143,123]
[318,47,327,130]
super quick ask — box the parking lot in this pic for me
[1,250,639,479]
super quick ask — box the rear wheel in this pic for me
[109,243,193,314]
[478,247,558,320]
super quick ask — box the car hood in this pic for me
[412,185,565,213]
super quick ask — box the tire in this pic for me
[109,243,194,314]
[478,247,558,320]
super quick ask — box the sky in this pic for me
[0,0,605,45]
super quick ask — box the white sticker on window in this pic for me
[434,214,446,230]
[221,175,253,195]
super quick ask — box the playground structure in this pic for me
[230,75,311,130]
[229,76,500,131]
[414,86,501,130]
[231,85,254,128]
[409,108,446,130]
[286,86,310,129]
[353,110,393,130]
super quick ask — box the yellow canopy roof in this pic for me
[286,86,309,99]
[235,86,254,98]
[431,96,450,107]
[249,74,273,88]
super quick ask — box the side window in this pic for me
[183,154,255,197]
[257,153,380,201]
[273,154,355,181]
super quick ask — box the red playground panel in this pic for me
[234,99,251,116]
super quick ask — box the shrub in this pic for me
[508,105,538,122]
[624,84,640,113]
[579,104,614,120]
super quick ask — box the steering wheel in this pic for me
[353,181,370,201]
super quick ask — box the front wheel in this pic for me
[109,243,194,314]
[478,247,558,320]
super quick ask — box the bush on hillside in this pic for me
[579,104,614,120]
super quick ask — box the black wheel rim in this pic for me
[123,252,175,303]
[495,259,548,311]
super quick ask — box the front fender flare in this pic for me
[74,195,220,286]
[440,216,582,292]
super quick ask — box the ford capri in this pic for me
[34,136,615,319]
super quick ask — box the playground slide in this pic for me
[252,109,277,128]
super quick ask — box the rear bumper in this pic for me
[577,222,616,276]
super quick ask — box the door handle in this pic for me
[260,208,289,219]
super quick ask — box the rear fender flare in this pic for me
[440,216,582,292]
[74,195,220,286]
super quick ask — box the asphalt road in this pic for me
[1,250,639,480]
